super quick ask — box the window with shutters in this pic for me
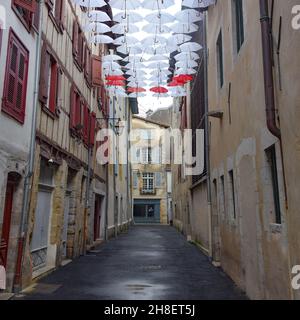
[2,29,29,124]
[45,0,65,33]
[12,0,37,31]
[73,21,84,71]
[70,86,81,134]
[142,173,154,193]
[39,43,61,116]
[91,55,103,87]
[84,43,92,86]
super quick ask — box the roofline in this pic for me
[133,116,170,128]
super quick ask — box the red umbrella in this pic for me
[174,74,193,83]
[105,75,126,81]
[150,86,168,94]
[128,87,146,93]
[168,80,183,87]
[106,80,125,86]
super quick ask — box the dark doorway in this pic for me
[94,195,102,241]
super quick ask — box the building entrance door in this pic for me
[133,200,160,224]
[94,195,102,241]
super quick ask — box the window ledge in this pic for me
[41,104,59,120]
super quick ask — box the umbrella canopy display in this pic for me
[87,10,111,22]
[150,87,169,94]
[128,87,146,93]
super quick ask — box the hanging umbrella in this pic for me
[102,54,123,62]
[144,45,177,55]
[103,68,123,75]
[86,10,111,22]
[150,86,169,94]
[111,23,139,35]
[84,22,111,33]
[90,35,114,44]
[150,69,172,77]
[152,93,170,98]
[106,75,126,81]
[75,0,106,8]
[109,0,141,11]
[142,24,171,34]
[147,61,169,69]
[114,35,139,46]
[167,34,192,46]
[114,12,143,23]
[117,45,143,55]
[142,0,175,11]
[126,69,147,76]
[172,22,199,34]
[106,80,126,86]
[175,68,197,75]
[147,54,169,62]
[142,35,168,46]
[102,61,121,70]
[179,42,203,52]
[128,87,146,93]
[145,12,175,24]
[175,9,204,23]
[128,81,148,87]
[174,74,194,82]
[129,93,147,98]
[182,0,215,9]
[176,60,198,68]
[175,51,200,61]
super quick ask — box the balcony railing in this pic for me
[140,188,156,195]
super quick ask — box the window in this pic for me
[70,85,82,132]
[39,43,62,115]
[2,29,29,124]
[142,147,152,164]
[233,0,244,53]
[266,145,281,224]
[216,30,224,88]
[228,170,236,219]
[220,175,226,216]
[132,171,138,189]
[142,173,154,192]
[73,21,84,70]
[45,0,65,32]
[12,0,37,31]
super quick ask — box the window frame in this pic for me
[216,30,224,89]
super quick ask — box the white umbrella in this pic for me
[175,67,197,75]
[126,69,147,76]
[179,42,203,52]
[111,23,139,34]
[147,61,169,69]
[90,34,114,44]
[114,35,139,46]
[144,45,177,55]
[103,68,123,75]
[83,22,111,33]
[145,12,175,24]
[182,0,216,9]
[172,22,199,34]
[117,45,142,55]
[109,0,141,11]
[142,24,171,34]
[175,60,198,68]
[175,51,200,61]
[142,0,175,11]
[122,55,144,63]
[114,12,143,23]
[150,69,172,76]
[102,61,120,70]
[87,10,111,22]
[152,93,170,98]
[142,35,168,46]
[128,81,148,87]
[147,54,169,62]
[167,34,192,46]
[129,93,147,98]
[102,54,123,62]
[75,0,106,7]
[175,9,204,23]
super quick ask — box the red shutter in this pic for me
[48,59,58,113]
[39,43,50,105]
[14,0,36,12]
[83,104,89,144]
[89,112,96,145]
[72,21,79,57]
[55,0,65,29]
[2,30,29,124]
[91,55,102,87]
[69,85,76,128]
[33,0,40,31]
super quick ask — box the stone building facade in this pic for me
[171,0,300,299]
[131,116,170,225]
[0,0,39,292]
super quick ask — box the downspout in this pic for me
[203,12,213,259]
[259,0,281,139]
[13,0,44,292]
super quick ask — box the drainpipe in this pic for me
[259,0,281,139]
[13,0,44,292]
[203,12,213,259]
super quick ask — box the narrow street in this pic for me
[14,226,245,300]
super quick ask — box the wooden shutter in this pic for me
[85,46,92,84]
[39,43,50,105]
[33,0,40,31]
[45,0,54,10]
[132,172,138,189]
[14,0,36,12]
[2,30,29,124]
[69,85,76,128]
[83,103,89,144]
[48,58,58,113]
[89,112,96,145]
[91,55,102,87]
[155,172,162,188]
[72,21,79,57]
[55,0,65,29]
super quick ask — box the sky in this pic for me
[111,0,183,117]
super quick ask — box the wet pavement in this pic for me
[14,225,247,300]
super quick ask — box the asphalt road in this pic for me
[14,225,247,300]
